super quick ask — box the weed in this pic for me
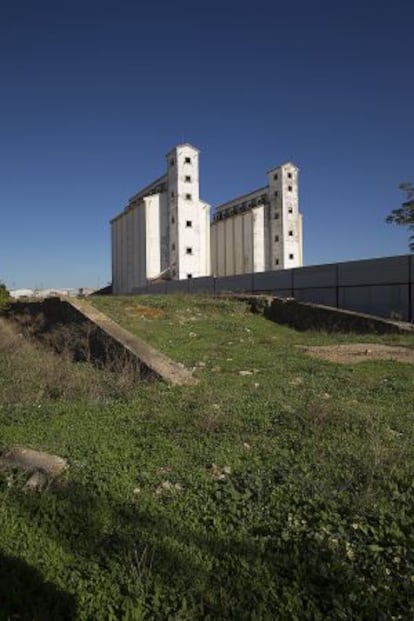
[0,296,413,619]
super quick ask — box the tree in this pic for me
[0,281,10,310]
[386,183,414,252]
[0,281,8,298]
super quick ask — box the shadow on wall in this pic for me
[262,297,407,334]
[0,553,77,620]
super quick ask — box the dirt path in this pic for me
[300,343,414,365]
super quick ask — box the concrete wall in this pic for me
[129,254,413,322]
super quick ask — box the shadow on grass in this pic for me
[0,553,77,621]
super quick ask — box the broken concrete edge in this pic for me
[0,446,70,492]
[0,446,68,475]
[217,293,414,335]
[63,296,198,386]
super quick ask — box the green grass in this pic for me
[1,296,414,620]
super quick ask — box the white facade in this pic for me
[111,144,211,294]
[111,148,303,293]
[210,162,303,276]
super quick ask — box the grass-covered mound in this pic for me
[1,295,413,620]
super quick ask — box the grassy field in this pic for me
[1,295,414,620]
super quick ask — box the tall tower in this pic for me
[267,162,302,270]
[166,144,210,279]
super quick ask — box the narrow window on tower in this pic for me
[274,235,279,242]
[273,173,278,180]
[185,175,191,182]
[274,191,278,197]
[171,243,175,250]
[186,247,193,255]
[170,159,174,166]
[275,258,279,265]
[289,230,293,236]
[187,273,192,279]
[274,212,279,219]
[289,253,294,259]
[185,193,192,200]
[185,157,191,164]
[186,220,192,228]
[288,185,293,192]
[288,207,293,213]
[287,172,292,179]
[171,190,175,198]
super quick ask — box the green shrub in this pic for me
[0,281,10,313]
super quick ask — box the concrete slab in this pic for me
[68,298,197,386]
[265,297,413,334]
[0,447,68,475]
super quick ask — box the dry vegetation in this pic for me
[0,317,139,405]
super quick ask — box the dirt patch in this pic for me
[124,304,166,319]
[300,343,414,365]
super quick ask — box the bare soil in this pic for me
[124,304,166,319]
[300,343,414,365]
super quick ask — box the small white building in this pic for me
[211,162,303,276]
[111,144,211,294]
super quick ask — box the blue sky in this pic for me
[0,0,413,289]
